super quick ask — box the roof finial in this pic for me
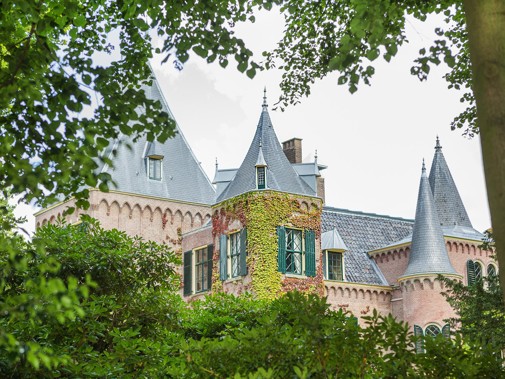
[262,87,268,110]
[215,157,218,170]
[314,149,318,163]
[435,135,442,151]
[422,158,426,173]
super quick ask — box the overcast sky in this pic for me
[15,9,491,234]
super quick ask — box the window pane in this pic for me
[487,264,497,278]
[328,252,343,281]
[230,232,241,278]
[474,262,483,281]
[425,325,441,338]
[195,247,209,292]
[285,229,302,274]
[257,167,265,189]
[149,158,162,180]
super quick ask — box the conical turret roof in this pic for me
[216,93,315,203]
[429,137,472,228]
[401,161,458,278]
[98,73,216,205]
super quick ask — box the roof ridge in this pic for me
[151,76,215,191]
[323,206,414,222]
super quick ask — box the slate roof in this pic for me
[401,163,457,278]
[99,76,215,205]
[216,96,316,203]
[322,207,414,285]
[429,137,473,228]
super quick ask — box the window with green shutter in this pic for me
[425,324,441,337]
[442,324,450,339]
[286,228,303,274]
[466,260,476,286]
[277,227,315,276]
[185,245,213,296]
[277,226,286,274]
[305,230,316,277]
[467,260,487,285]
[220,234,228,280]
[413,325,424,354]
[183,250,192,296]
[219,229,247,281]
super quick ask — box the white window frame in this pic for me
[193,245,210,294]
[228,231,242,279]
[285,227,304,275]
[147,157,163,181]
[324,250,345,281]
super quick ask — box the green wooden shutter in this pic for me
[239,228,247,276]
[207,244,214,291]
[305,230,316,277]
[277,226,286,273]
[442,324,450,339]
[183,250,192,296]
[467,260,476,286]
[414,325,424,354]
[322,251,327,279]
[219,234,227,281]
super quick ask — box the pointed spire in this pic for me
[262,87,268,110]
[429,137,472,228]
[216,94,315,202]
[256,139,267,168]
[422,158,426,173]
[401,161,457,278]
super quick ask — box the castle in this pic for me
[35,75,497,339]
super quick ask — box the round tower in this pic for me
[398,160,461,335]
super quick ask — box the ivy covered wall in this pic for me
[212,191,324,300]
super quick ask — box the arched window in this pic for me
[425,324,441,338]
[467,260,485,285]
[487,264,497,278]
[474,261,483,282]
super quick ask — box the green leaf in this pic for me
[74,15,86,27]
[366,49,379,61]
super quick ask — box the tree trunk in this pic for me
[463,0,505,302]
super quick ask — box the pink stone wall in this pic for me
[324,282,393,323]
[446,239,497,284]
[399,276,455,328]
[371,247,411,285]
[35,190,212,251]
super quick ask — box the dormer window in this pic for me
[256,166,266,189]
[324,251,344,281]
[148,156,163,181]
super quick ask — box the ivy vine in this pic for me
[212,191,324,300]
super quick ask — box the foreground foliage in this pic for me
[1,217,504,377]
[442,268,505,356]
[0,216,182,376]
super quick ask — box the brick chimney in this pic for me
[282,138,302,164]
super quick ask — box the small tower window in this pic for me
[257,166,266,189]
[148,157,162,181]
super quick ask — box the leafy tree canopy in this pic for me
[0,0,268,209]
